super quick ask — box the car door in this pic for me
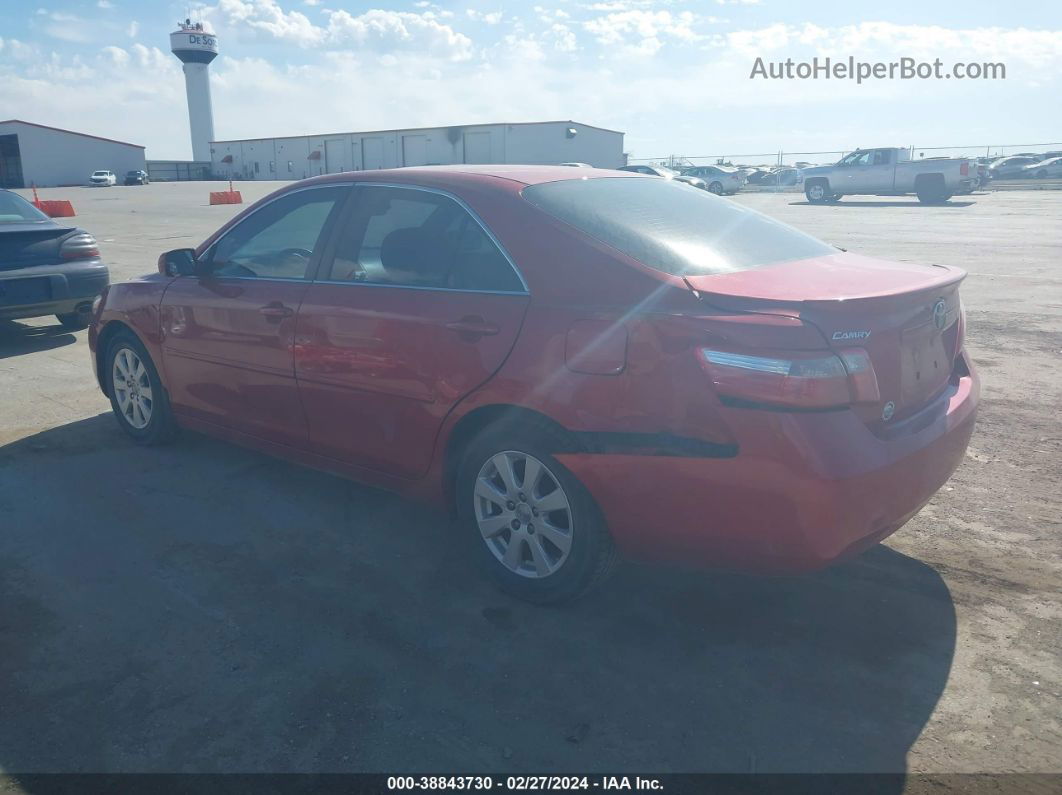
[160,184,350,448]
[837,150,876,191]
[294,183,530,479]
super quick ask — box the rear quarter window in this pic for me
[522,177,834,276]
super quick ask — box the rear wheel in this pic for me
[56,312,89,330]
[707,181,724,195]
[457,422,616,604]
[106,331,178,445]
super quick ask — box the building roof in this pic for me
[210,120,624,145]
[0,120,145,149]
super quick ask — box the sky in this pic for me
[1,0,1060,162]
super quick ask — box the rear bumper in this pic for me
[558,358,979,573]
[0,260,109,320]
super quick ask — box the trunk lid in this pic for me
[0,223,74,271]
[685,252,966,426]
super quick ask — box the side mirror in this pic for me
[158,248,198,277]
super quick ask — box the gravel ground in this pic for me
[0,181,1059,775]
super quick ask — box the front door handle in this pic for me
[445,316,500,338]
[260,302,294,319]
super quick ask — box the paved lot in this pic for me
[1,182,1060,774]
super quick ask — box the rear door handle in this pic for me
[445,316,500,337]
[260,302,294,319]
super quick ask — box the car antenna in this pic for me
[682,276,703,300]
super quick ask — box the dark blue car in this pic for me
[0,189,109,329]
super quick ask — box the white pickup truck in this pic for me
[801,148,975,205]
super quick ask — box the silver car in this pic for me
[1023,157,1062,179]
[680,165,745,195]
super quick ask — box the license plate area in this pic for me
[900,322,950,408]
[0,277,52,306]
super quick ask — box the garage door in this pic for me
[324,139,348,174]
[402,135,428,167]
[463,131,492,164]
[362,137,385,170]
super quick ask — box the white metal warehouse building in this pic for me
[0,120,147,188]
[210,120,625,181]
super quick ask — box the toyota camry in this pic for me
[88,166,978,603]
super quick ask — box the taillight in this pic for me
[698,348,878,409]
[960,161,970,176]
[60,232,100,260]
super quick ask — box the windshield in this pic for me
[0,191,50,224]
[523,177,835,276]
[92,171,109,176]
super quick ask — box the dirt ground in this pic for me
[0,182,1059,776]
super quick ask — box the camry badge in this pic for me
[882,401,896,421]
[932,299,948,330]
[832,330,871,341]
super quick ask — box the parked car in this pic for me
[1022,156,1062,179]
[757,167,803,188]
[89,166,979,603]
[0,189,109,329]
[90,170,117,187]
[744,169,773,185]
[617,164,707,190]
[124,170,150,185]
[988,156,1040,180]
[680,165,745,195]
[802,148,975,204]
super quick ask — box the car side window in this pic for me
[208,186,347,280]
[872,150,890,165]
[325,186,524,293]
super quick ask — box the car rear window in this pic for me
[0,191,49,224]
[522,177,835,276]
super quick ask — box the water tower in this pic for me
[170,20,218,162]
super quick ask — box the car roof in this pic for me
[308,164,646,189]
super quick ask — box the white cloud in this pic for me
[583,9,703,52]
[206,1,474,60]
[98,0,114,7]
[467,9,504,25]
[101,45,129,66]
[127,21,139,38]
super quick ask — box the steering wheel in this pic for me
[278,247,313,261]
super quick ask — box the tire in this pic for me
[707,181,723,195]
[805,181,830,204]
[917,190,951,204]
[56,312,89,330]
[456,422,616,604]
[105,331,178,445]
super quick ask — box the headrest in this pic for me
[380,227,439,276]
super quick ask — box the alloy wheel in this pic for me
[112,347,153,429]
[474,451,574,578]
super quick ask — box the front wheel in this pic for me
[805,182,831,204]
[457,424,616,604]
[106,331,178,445]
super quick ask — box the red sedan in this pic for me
[88,166,979,603]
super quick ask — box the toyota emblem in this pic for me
[932,299,948,330]
[882,401,896,421]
